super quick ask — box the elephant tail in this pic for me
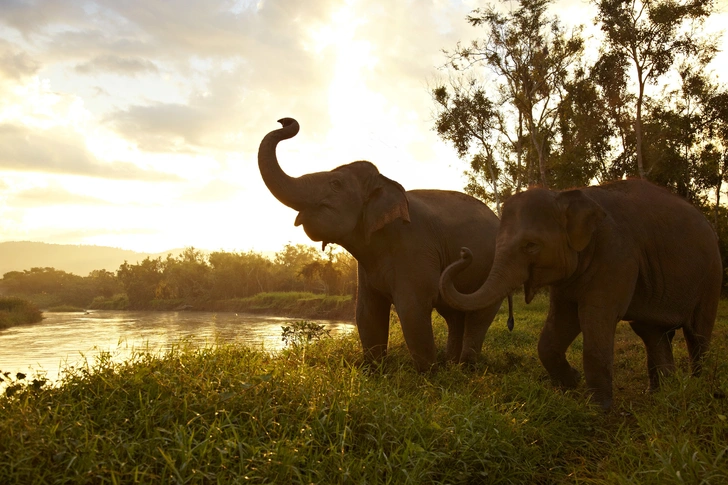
[506,293,514,332]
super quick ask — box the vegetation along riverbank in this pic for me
[0,245,358,320]
[1,294,726,483]
[0,297,43,330]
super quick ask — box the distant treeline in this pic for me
[0,244,358,311]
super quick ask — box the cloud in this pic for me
[104,61,334,153]
[0,43,40,80]
[0,123,181,181]
[74,55,159,76]
[8,185,116,208]
[0,1,352,154]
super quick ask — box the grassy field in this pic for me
[0,294,726,483]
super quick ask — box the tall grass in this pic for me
[0,294,726,483]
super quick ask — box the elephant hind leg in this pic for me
[684,302,717,377]
[460,302,502,365]
[437,308,465,363]
[629,321,676,391]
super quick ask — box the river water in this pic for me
[0,310,355,384]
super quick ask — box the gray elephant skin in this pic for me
[258,118,512,370]
[440,179,722,409]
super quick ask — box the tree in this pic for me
[160,248,211,300]
[433,80,510,214]
[117,257,164,307]
[435,0,585,204]
[208,250,273,299]
[273,243,321,292]
[593,0,716,178]
[87,269,122,299]
[457,0,583,187]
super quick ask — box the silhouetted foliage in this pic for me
[0,267,122,308]
[0,244,358,310]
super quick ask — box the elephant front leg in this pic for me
[393,298,437,372]
[538,299,582,389]
[355,278,392,366]
[579,305,619,410]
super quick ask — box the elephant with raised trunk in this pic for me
[258,118,512,371]
[439,179,721,409]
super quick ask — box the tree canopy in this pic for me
[433,0,726,215]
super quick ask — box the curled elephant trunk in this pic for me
[258,118,315,211]
[440,247,526,312]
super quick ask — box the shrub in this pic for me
[0,297,43,329]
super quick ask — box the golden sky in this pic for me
[0,0,726,254]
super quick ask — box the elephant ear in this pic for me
[556,190,606,252]
[362,174,410,242]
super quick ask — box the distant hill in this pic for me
[0,241,185,276]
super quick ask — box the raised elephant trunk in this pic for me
[440,247,527,312]
[258,118,315,211]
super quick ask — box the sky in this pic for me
[0,0,726,255]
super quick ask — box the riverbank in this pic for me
[1,295,726,483]
[88,291,356,321]
[0,297,43,330]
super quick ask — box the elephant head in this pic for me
[258,118,410,249]
[440,187,606,309]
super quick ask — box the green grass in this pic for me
[0,297,43,329]
[0,294,727,483]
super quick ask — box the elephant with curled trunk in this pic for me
[258,118,512,371]
[439,179,722,409]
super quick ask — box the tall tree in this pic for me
[435,0,585,204]
[593,0,716,178]
[433,79,510,214]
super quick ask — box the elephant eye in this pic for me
[522,241,542,255]
[330,179,342,191]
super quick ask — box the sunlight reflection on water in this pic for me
[0,310,354,384]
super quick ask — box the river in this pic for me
[0,310,355,385]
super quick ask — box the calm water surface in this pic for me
[0,310,355,384]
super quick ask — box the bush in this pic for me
[281,320,331,347]
[0,297,43,329]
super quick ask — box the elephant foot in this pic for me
[457,349,479,367]
[589,391,613,411]
[551,366,581,389]
[595,397,613,411]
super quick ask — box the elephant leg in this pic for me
[437,308,465,363]
[355,274,392,365]
[393,297,437,372]
[460,301,502,365]
[629,321,676,391]
[579,305,619,410]
[684,302,717,377]
[538,299,581,389]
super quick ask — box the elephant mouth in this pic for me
[294,212,305,227]
[524,265,539,303]
[293,211,330,250]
